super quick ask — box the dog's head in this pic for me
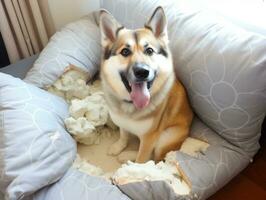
[99,7,173,110]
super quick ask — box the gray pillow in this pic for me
[0,73,76,199]
[169,8,266,158]
[33,168,130,200]
[24,13,101,88]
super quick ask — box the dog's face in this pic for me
[100,7,173,109]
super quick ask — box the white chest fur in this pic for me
[109,111,153,137]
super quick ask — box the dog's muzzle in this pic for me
[132,63,150,81]
[131,63,156,84]
[120,63,156,109]
[120,63,156,93]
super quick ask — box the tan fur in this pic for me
[99,8,193,163]
[136,81,193,162]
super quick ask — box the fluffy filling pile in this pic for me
[47,66,117,145]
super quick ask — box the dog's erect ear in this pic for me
[146,6,167,39]
[99,10,122,44]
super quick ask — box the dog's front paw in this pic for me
[108,141,127,156]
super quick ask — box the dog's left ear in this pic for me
[146,6,167,40]
[99,9,122,45]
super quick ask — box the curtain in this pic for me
[0,0,55,63]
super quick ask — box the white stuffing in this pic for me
[64,91,111,145]
[64,91,114,145]
[64,117,98,145]
[69,93,108,126]
[47,66,116,145]
[112,151,190,195]
[47,65,91,101]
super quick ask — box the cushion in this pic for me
[169,7,266,158]
[24,13,101,89]
[114,118,250,200]
[32,168,130,200]
[0,73,76,199]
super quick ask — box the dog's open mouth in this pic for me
[120,72,154,109]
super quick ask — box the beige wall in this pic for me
[39,0,100,36]
[47,0,100,30]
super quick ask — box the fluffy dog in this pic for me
[99,7,193,163]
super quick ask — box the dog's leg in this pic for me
[108,129,129,156]
[154,125,189,162]
[135,134,158,163]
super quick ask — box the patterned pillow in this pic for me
[24,13,101,88]
[0,73,76,199]
[169,8,266,158]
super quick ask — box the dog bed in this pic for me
[47,67,210,196]
[1,0,265,199]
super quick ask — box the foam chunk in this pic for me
[73,155,104,176]
[65,91,110,144]
[47,65,91,101]
[65,117,99,145]
[69,92,108,124]
[112,151,190,195]
[47,66,115,145]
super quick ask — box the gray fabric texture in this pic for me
[0,73,76,200]
[24,13,101,88]
[169,9,266,158]
[0,55,38,79]
[32,168,130,200]
[175,118,250,199]
[117,117,250,200]
[118,181,196,200]
[0,192,4,200]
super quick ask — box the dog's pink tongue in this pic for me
[130,82,150,109]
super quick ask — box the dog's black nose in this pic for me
[133,63,150,80]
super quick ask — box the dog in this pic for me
[99,6,193,163]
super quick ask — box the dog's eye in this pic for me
[120,48,131,57]
[145,47,154,56]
